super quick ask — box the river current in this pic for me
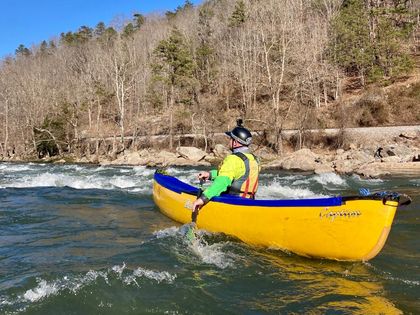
[0,162,418,314]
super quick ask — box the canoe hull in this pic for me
[153,173,398,261]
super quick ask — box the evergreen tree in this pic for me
[15,44,31,57]
[152,28,197,147]
[60,31,76,46]
[133,13,145,29]
[123,23,135,38]
[95,22,106,37]
[330,0,414,85]
[39,40,48,56]
[153,28,196,89]
[76,26,93,43]
[330,0,372,84]
[229,0,246,27]
[48,40,57,51]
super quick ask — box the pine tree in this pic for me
[39,40,48,56]
[60,32,76,46]
[76,26,93,43]
[133,13,145,29]
[15,44,31,57]
[123,23,135,38]
[152,28,197,147]
[95,22,106,37]
[330,0,414,85]
[330,0,373,85]
[229,0,246,27]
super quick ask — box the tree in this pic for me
[229,0,246,27]
[95,22,106,37]
[133,13,145,29]
[15,44,31,57]
[330,0,373,85]
[76,26,93,43]
[330,0,414,85]
[123,23,136,38]
[152,28,197,148]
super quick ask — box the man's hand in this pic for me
[192,197,204,212]
[197,171,210,181]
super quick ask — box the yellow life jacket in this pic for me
[225,152,260,199]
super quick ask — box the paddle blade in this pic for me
[179,222,196,242]
[185,225,196,242]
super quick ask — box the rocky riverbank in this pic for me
[2,128,420,178]
[92,129,420,178]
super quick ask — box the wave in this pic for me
[0,265,177,312]
[153,227,238,269]
[257,180,326,199]
[314,173,347,186]
[0,164,156,192]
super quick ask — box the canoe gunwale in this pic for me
[154,172,400,207]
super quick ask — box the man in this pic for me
[192,120,260,212]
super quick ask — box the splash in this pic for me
[153,227,238,269]
[189,238,236,269]
[1,265,176,310]
[257,180,326,199]
[0,164,154,192]
[153,226,180,239]
[23,280,59,302]
[314,173,347,186]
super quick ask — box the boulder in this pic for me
[382,144,413,158]
[356,163,391,178]
[348,150,375,164]
[157,150,178,162]
[204,153,220,164]
[314,164,335,174]
[333,159,359,174]
[213,144,230,158]
[176,146,207,162]
[281,149,319,171]
[125,151,141,164]
[255,147,278,161]
[381,156,401,163]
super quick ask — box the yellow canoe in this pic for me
[153,172,405,261]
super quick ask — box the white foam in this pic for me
[23,280,59,302]
[132,267,176,283]
[153,227,180,239]
[112,263,126,276]
[190,240,235,269]
[108,176,139,189]
[1,169,153,192]
[0,164,33,172]
[133,166,155,177]
[351,174,383,183]
[257,181,325,199]
[314,173,347,186]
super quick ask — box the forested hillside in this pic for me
[0,0,418,160]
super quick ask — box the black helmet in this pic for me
[225,119,252,146]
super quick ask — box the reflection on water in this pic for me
[257,251,403,314]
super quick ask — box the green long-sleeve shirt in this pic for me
[202,153,256,201]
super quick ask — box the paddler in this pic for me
[192,119,260,213]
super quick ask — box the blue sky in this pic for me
[0,0,202,58]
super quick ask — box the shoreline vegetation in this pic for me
[1,0,419,178]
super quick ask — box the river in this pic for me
[0,162,418,314]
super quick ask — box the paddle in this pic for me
[185,179,204,241]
